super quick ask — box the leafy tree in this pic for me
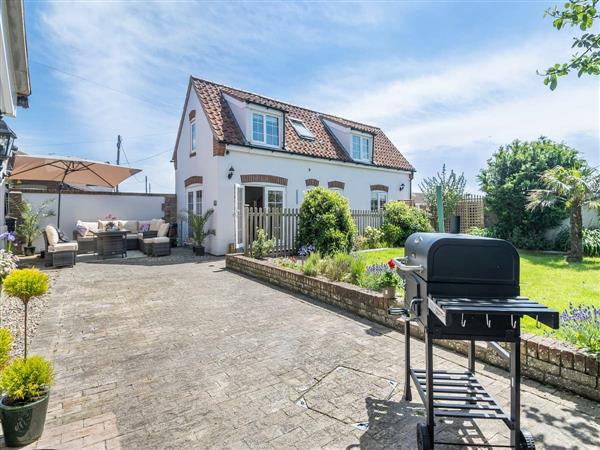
[297,187,355,255]
[419,165,466,226]
[528,165,600,262]
[381,201,432,246]
[541,0,600,89]
[478,138,582,248]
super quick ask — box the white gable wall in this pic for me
[174,89,219,253]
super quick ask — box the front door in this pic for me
[266,187,284,240]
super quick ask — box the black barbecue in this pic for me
[388,233,559,450]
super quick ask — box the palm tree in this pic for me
[527,165,600,263]
[180,208,215,254]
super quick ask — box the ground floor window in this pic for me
[371,191,387,211]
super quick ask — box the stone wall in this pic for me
[226,254,600,401]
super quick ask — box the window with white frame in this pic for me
[351,133,372,162]
[289,118,315,140]
[371,191,387,211]
[330,187,343,195]
[251,111,280,147]
[190,120,197,154]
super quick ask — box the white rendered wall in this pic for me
[20,192,168,250]
[173,88,219,253]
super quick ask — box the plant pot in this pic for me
[193,245,205,256]
[382,286,396,299]
[0,392,50,447]
[23,246,35,256]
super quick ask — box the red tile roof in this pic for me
[190,77,414,172]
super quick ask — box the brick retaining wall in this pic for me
[226,254,600,401]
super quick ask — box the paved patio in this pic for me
[12,252,600,449]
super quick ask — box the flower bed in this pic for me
[226,253,600,401]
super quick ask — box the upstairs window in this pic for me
[252,111,280,147]
[371,191,387,211]
[289,118,315,140]
[351,134,372,162]
[190,121,197,154]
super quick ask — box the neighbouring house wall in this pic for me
[11,191,172,250]
[545,206,600,241]
[210,145,412,255]
[173,88,219,253]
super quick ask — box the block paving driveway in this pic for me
[13,253,600,449]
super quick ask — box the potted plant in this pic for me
[0,356,53,447]
[380,259,400,299]
[0,268,51,447]
[14,200,54,256]
[181,209,215,256]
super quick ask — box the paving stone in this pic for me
[9,252,598,449]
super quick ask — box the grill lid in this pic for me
[405,233,519,286]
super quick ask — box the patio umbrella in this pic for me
[8,154,141,228]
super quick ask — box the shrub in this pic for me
[353,235,368,251]
[555,227,600,257]
[364,226,384,249]
[381,201,432,246]
[0,356,54,404]
[419,164,466,225]
[3,268,49,358]
[348,255,367,284]
[361,263,403,291]
[322,253,353,282]
[552,304,600,361]
[301,252,322,276]
[249,229,274,259]
[478,138,581,246]
[297,187,356,255]
[0,328,13,369]
[466,227,494,237]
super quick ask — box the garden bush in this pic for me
[249,228,274,259]
[0,356,53,404]
[301,252,322,276]
[322,253,353,282]
[381,201,432,246]
[0,328,13,369]
[553,304,600,361]
[297,187,356,255]
[479,138,581,247]
[364,226,384,249]
[348,255,366,284]
[555,227,600,256]
[466,227,494,237]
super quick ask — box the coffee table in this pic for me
[94,230,127,259]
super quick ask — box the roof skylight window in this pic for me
[289,118,315,140]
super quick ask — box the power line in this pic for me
[130,149,171,163]
[31,60,181,111]
[22,132,173,148]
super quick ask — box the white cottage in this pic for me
[172,77,415,255]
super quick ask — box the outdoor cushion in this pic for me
[75,221,90,237]
[118,220,138,234]
[45,225,59,246]
[48,242,78,252]
[157,223,169,237]
[149,219,164,232]
[126,234,138,240]
[78,221,99,236]
[143,237,170,244]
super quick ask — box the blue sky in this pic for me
[7,0,599,193]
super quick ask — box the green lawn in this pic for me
[358,248,600,334]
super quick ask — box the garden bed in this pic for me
[226,254,600,401]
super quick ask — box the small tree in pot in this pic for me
[0,269,52,446]
[181,208,215,256]
[14,200,54,256]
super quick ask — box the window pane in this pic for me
[191,122,197,151]
[252,113,264,142]
[187,191,194,212]
[361,137,369,160]
[371,192,378,211]
[195,190,202,215]
[352,135,361,159]
[268,189,283,208]
[379,193,387,210]
[266,115,279,146]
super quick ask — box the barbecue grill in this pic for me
[388,233,559,450]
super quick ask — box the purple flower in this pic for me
[298,244,315,257]
[0,231,16,241]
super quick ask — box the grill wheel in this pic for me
[519,429,536,450]
[416,423,432,450]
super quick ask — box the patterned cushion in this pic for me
[157,223,170,237]
[45,225,59,246]
[78,221,98,236]
[75,221,89,237]
[139,222,151,232]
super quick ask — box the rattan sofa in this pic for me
[43,225,78,268]
[73,219,167,254]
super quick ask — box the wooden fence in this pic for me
[244,207,384,256]
[442,194,485,233]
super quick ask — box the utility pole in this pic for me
[115,135,122,192]
[145,176,148,194]
[148,183,151,194]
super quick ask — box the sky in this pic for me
[7,0,600,193]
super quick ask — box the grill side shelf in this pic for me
[429,297,559,329]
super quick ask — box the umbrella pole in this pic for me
[57,183,63,229]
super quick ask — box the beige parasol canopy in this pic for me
[8,153,141,228]
[9,153,141,188]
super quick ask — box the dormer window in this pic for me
[251,111,280,147]
[351,133,372,162]
[289,118,315,140]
